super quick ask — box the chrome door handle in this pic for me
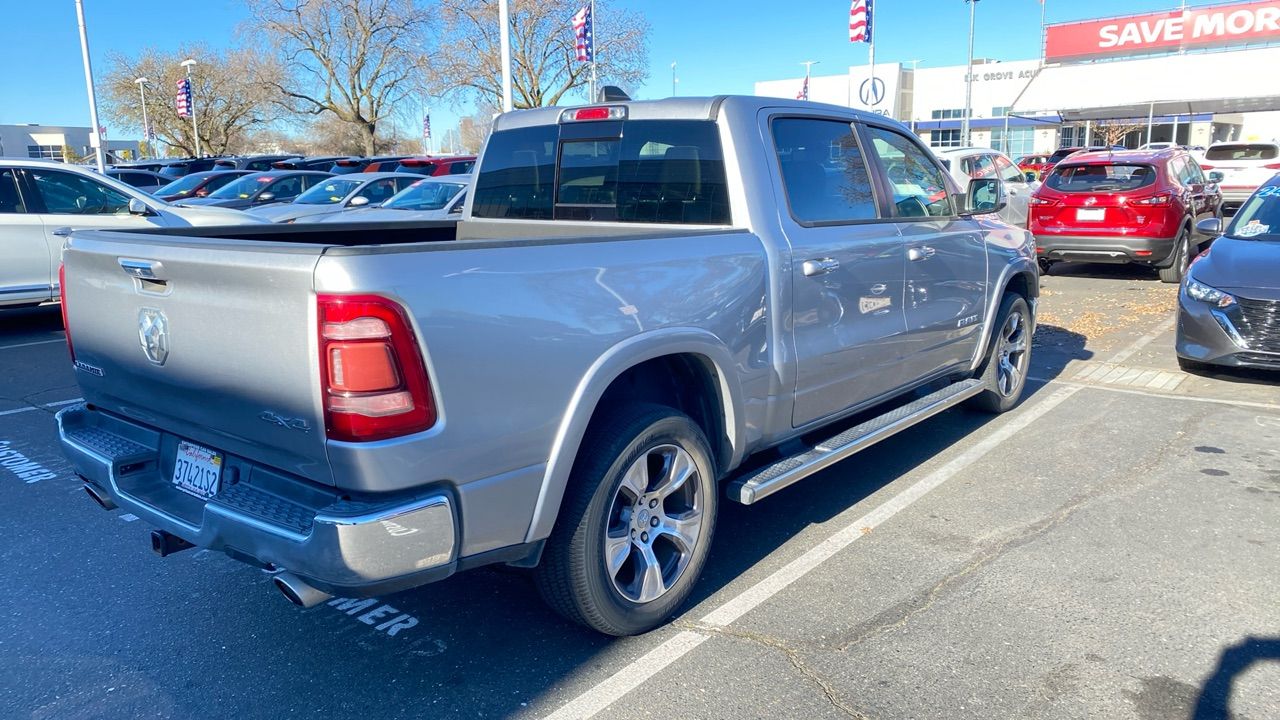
[802,258,840,277]
[908,246,936,262]
[52,227,73,237]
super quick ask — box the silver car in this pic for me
[934,146,1040,227]
[319,175,471,222]
[247,172,422,223]
[0,159,265,308]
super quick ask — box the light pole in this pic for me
[498,0,513,112]
[180,58,201,158]
[135,77,151,159]
[961,0,979,147]
[671,62,678,97]
[74,0,106,172]
[907,60,922,134]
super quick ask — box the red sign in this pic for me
[1045,1,1280,63]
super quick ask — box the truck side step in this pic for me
[727,379,984,505]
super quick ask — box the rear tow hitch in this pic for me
[151,530,195,557]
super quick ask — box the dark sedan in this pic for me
[1177,180,1280,371]
[105,168,170,193]
[153,169,253,202]
[175,170,332,210]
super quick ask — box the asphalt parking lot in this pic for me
[1,265,1277,720]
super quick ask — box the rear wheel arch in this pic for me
[525,335,744,545]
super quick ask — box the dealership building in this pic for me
[0,124,139,162]
[755,1,1280,157]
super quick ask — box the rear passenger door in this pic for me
[0,167,51,304]
[863,123,988,383]
[769,115,909,428]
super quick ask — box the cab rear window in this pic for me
[472,120,730,224]
[1044,164,1156,192]
[1205,144,1279,161]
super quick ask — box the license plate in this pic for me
[172,441,223,500]
[1076,208,1105,222]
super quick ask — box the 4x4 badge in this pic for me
[138,308,169,365]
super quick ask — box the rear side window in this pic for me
[771,117,877,224]
[961,154,996,179]
[866,126,954,218]
[0,169,26,213]
[1045,164,1156,192]
[447,161,474,174]
[473,120,731,224]
[1205,144,1279,161]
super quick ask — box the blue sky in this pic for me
[0,0,1210,143]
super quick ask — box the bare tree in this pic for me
[1094,119,1144,147]
[433,0,649,109]
[101,45,283,156]
[458,109,495,153]
[246,0,433,156]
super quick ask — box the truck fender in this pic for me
[969,256,1039,373]
[523,328,746,544]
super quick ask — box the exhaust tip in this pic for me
[83,483,117,511]
[272,572,332,609]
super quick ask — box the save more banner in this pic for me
[1045,1,1280,63]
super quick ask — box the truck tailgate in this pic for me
[63,231,335,486]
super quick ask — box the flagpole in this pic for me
[800,60,818,101]
[1040,0,1047,64]
[589,0,598,102]
[74,0,107,172]
[867,0,875,106]
[499,0,513,112]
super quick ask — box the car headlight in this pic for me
[1185,278,1236,308]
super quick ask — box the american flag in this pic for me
[850,0,873,44]
[573,6,594,63]
[175,78,192,119]
[422,113,432,141]
[796,75,809,101]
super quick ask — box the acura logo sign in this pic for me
[859,77,886,106]
[138,308,169,365]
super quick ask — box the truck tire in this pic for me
[534,403,718,635]
[1159,225,1192,284]
[968,294,1031,414]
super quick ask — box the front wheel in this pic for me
[968,294,1032,414]
[535,404,718,635]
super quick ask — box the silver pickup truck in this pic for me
[57,96,1037,635]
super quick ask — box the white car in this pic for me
[1201,142,1280,212]
[933,147,1040,227]
[319,175,471,222]
[0,159,265,308]
[246,172,421,223]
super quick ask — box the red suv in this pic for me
[388,155,477,177]
[1029,149,1222,282]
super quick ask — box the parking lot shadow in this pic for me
[1032,322,1093,384]
[0,304,63,333]
[1193,636,1280,719]
[1044,262,1161,282]
[1181,363,1280,387]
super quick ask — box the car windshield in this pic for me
[1044,163,1156,192]
[208,174,275,199]
[383,180,466,210]
[1205,144,1279,161]
[1225,186,1280,241]
[154,173,210,197]
[295,178,361,205]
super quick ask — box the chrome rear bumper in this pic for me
[56,404,457,594]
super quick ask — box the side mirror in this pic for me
[1207,171,1224,184]
[1024,171,1038,183]
[448,202,464,214]
[1196,217,1223,237]
[127,198,150,216]
[965,178,1005,215]
[256,192,275,203]
[348,196,370,207]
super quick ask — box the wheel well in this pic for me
[1004,270,1035,302]
[593,354,729,476]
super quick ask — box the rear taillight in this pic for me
[559,106,627,122]
[1265,163,1280,170]
[58,263,74,361]
[1131,194,1171,205]
[317,294,435,442]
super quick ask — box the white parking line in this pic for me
[543,384,1083,720]
[1107,316,1176,365]
[0,338,65,351]
[0,398,83,417]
